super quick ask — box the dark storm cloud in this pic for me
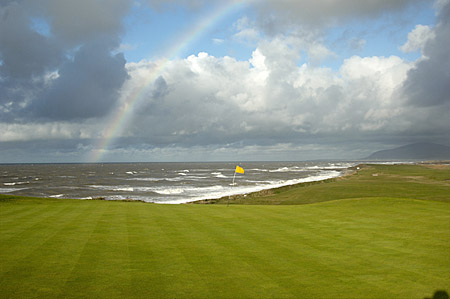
[0,0,132,121]
[402,1,450,107]
[245,0,428,36]
[0,2,62,80]
[32,40,128,120]
[0,2,63,120]
[36,0,130,46]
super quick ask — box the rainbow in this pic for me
[87,0,248,162]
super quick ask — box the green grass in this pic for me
[1,197,449,298]
[1,164,449,298]
[208,164,450,205]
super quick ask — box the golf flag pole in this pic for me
[230,165,244,206]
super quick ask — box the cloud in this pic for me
[349,38,367,51]
[252,0,427,30]
[212,38,224,45]
[0,2,63,121]
[1,0,448,162]
[400,24,435,53]
[0,121,98,142]
[402,1,450,107]
[233,17,261,43]
[0,3,62,80]
[32,40,129,120]
[0,0,132,122]
[114,44,421,153]
[34,0,131,46]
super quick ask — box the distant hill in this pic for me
[364,142,450,160]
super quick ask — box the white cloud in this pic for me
[400,24,435,53]
[0,122,99,142]
[116,43,138,52]
[233,17,260,43]
[115,39,416,150]
[212,38,224,45]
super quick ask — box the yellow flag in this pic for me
[235,165,244,174]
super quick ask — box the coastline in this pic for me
[2,161,448,205]
[191,161,450,205]
[190,165,359,204]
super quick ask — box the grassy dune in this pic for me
[1,164,449,298]
[204,163,450,204]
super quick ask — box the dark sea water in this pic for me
[0,162,356,204]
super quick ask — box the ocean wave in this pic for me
[114,187,134,192]
[305,163,355,170]
[153,188,184,195]
[250,168,269,172]
[269,166,305,173]
[161,170,342,204]
[0,187,27,193]
[166,175,208,181]
[127,177,164,182]
[211,172,227,178]
[152,185,225,198]
[127,176,209,182]
[3,181,30,186]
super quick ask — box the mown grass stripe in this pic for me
[0,201,87,275]
[166,206,297,298]
[224,206,397,298]
[60,202,132,298]
[0,201,66,241]
[0,201,98,298]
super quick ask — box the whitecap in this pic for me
[0,187,26,193]
[127,177,164,182]
[269,167,303,172]
[3,181,30,185]
[212,172,227,178]
[154,188,184,195]
[113,187,134,192]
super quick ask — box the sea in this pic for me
[0,161,357,204]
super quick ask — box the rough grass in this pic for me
[1,164,449,298]
[201,164,450,205]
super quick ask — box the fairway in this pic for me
[1,195,449,298]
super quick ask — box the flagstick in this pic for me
[229,170,237,207]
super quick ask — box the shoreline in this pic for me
[189,166,359,204]
[2,161,448,205]
[190,161,450,204]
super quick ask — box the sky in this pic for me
[0,0,449,163]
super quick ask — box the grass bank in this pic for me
[198,163,450,204]
[1,164,449,298]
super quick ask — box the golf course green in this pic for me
[1,164,449,298]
